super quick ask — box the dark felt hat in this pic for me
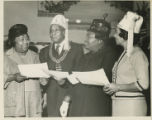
[88,19,111,40]
[8,24,28,47]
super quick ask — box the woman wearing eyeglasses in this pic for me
[4,24,42,117]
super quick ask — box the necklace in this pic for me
[49,43,69,71]
[112,51,126,83]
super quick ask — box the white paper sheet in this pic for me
[49,70,69,80]
[18,63,50,78]
[72,69,109,86]
[48,70,80,84]
[67,74,80,84]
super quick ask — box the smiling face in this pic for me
[83,31,104,51]
[14,34,30,54]
[50,24,65,43]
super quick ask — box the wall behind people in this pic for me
[4,1,124,43]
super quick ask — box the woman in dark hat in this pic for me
[68,19,119,116]
[4,24,42,117]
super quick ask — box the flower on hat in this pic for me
[118,11,143,33]
[50,14,68,29]
[88,19,111,41]
[118,11,143,57]
[89,19,110,33]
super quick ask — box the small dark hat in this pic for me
[88,19,111,40]
[8,24,28,40]
[8,24,28,47]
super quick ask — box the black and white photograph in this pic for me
[3,0,151,118]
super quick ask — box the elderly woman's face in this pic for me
[83,31,103,51]
[14,34,30,53]
[84,31,98,46]
[50,24,65,43]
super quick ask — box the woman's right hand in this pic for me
[52,75,66,85]
[14,73,27,83]
[103,83,120,95]
[40,78,49,86]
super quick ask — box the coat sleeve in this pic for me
[4,57,10,89]
[130,51,149,91]
[39,47,47,63]
[72,44,83,71]
[4,56,19,89]
[33,53,40,64]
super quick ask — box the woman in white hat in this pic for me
[103,11,149,116]
[39,14,83,116]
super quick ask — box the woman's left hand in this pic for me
[42,93,47,109]
[103,83,120,95]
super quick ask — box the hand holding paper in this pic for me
[18,63,109,86]
[48,71,80,85]
[40,78,49,86]
[67,74,80,85]
[49,70,68,81]
[48,70,69,85]
[69,69,109,86]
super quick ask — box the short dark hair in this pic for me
[8,24,28,47]
[119,28,140,46]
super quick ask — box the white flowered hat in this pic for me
[50,14,70,51]
[118,11,143,57]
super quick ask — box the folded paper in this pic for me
[72,69,109,86]
[18,63,50,78]
[49,70,69,80]
[18,63,109,86]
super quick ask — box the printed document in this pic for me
[18,63,50,78]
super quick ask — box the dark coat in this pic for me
[68,45,119,116]
[39,42,83,117]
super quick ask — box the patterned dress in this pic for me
[5,48,42,117]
